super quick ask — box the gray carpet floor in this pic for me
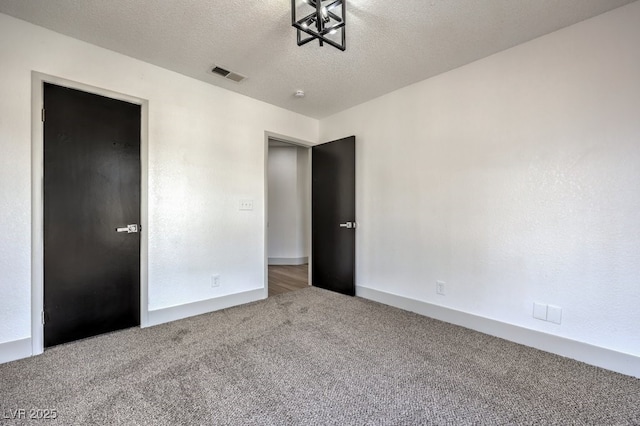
[1,287,639,425]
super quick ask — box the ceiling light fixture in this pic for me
[291,0,346,51]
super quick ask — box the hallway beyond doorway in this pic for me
[268,264,308,297]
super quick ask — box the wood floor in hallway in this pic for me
[268,264,309,297]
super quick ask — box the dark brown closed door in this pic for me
[44,83,141,347]
[312,136,356,296]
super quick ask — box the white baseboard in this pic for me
[145,289,265,328]
[268,257,308,265]
[0,338,32,365]
[356,286,640,379]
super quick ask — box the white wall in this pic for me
[267,145,309,263]
[321,2,640,364]
[0,13,318,349]
[268,146,298,260]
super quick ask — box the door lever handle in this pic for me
[339,222,357,229]
[116,224,139,233]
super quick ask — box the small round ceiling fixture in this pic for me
[294,90,305,98]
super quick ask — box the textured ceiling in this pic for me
[0,0,635,118]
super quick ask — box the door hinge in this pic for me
[41,311,45,325]
[41,108,45,122]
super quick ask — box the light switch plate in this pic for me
[239,199,253,210]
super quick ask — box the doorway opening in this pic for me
[266,138,311,297]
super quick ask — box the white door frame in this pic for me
[263,131,314,298]
[30,72,149,355]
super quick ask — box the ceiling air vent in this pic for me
[210,65,246,83]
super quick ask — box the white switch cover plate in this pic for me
[533,302,547,320]
[239,200,253,210]
[547,305,562,324]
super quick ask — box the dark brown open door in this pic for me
[312,136,356,296]
[44,83,141,347]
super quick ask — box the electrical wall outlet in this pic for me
[533,302,548,320]
[436,280,445,295]
[533,302,562,324]
[211,274,221,288]
[547,305,562,324]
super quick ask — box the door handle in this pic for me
[339,222,357,229]
[116,224,139,233]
